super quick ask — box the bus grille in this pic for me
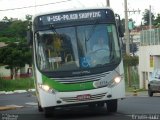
[52,72,110,84]
[60,93,106,103]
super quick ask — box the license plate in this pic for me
[77,94,91,101]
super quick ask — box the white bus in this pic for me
[28,7,125,117]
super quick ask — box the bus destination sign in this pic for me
[39,10,110,25]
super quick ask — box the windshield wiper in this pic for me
[84,20,99,53]
[85,20,99,42]
[50,24,59,35]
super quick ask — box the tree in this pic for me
[154,13,160,27]
[0,43,32,79]
[25,14,32,22]
[2,16,9,22]
[142,9,155,26]
[0,17,32,79]
[2,16,15,22]
[9,20,28,42]
[0,20,28,43]
[123,54,139,87]
[0,21,12,37]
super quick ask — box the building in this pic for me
[139,28,160,89]
[0,42,7,47]
[0,64,31,79]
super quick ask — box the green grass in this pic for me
[0,77,35,91]
[125,87,147,93]
[124,66,141,92]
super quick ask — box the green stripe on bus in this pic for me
[42,75,95,92]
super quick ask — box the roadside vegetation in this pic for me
[0,15,32,80]
[123,54,140,92]
[0,77,34,91]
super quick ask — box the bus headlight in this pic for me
[41,85,50,91]
[38,84,56,93]
[114,76,121,84]
[107,76,122,88]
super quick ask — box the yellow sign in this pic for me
[150,55,154,68]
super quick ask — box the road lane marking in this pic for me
[25,102,37,106]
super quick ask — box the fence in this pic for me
[140,28,160,46]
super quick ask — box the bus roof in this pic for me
[32,6,114,20]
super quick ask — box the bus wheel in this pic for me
[148,88,153,97]
[38,102,43,112]
[106,99,117,113]
[97,102,104,107]
[44,107,54,118]
[88,103,96,108]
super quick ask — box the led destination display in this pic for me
[38,9,114,25]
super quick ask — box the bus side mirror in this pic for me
[27,30,33,45]
[118,25,124,37]
[115,14,124,38]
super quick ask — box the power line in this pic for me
[0,0,72,12]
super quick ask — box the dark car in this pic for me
[148,69,160,97]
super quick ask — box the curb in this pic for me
[0,105,24,111]
[0,89,35,95]
[0,106,17,111]
[125,91,148,97]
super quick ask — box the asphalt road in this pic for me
[0,92,160,120]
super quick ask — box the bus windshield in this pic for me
[35,24,121,72]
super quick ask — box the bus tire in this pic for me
[88,103,96,108]
[44,107,54,118]
[38,102,43,112]
[106,99,117,113]
[148,88,153,97]
[97,102,104,107]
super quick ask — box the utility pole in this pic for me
[124,0,131,87]
[124,0,130,55]
[124,0,140,55]
[149,5,152,30]
[106,0,110,7]
[124,0,140,87]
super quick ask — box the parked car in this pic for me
[148,69,160,97]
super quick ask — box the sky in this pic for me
[0,0,159,25]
